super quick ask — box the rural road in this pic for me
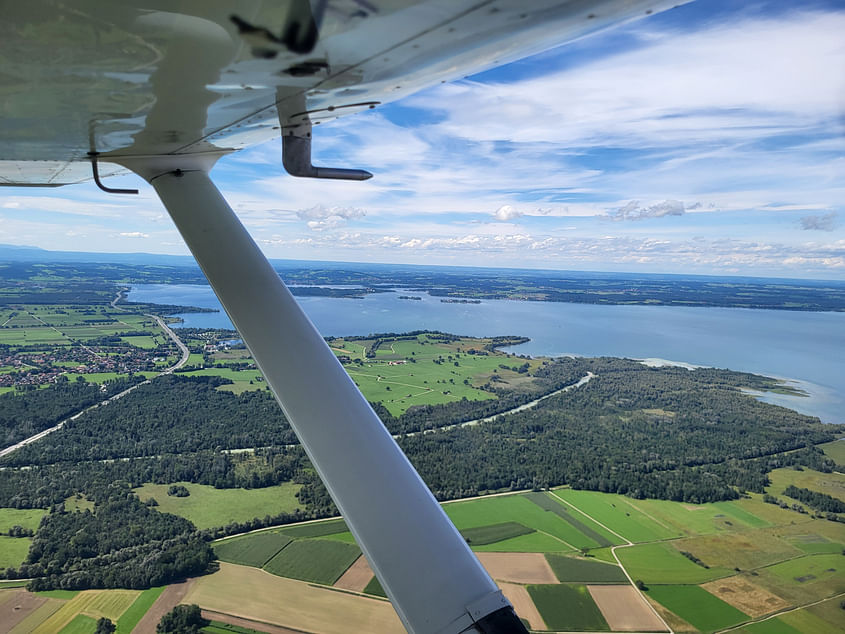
[0,301,190,458]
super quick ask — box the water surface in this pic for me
[128,284,845,424]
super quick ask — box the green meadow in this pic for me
[646,585,748,632]
[616,542,734,584]
[133,482,302,530]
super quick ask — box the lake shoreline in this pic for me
[127,284,845,424]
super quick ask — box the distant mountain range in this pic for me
[0,243,198,266]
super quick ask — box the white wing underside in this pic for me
[1,0,678,186]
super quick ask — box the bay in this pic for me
[128,284,845,424]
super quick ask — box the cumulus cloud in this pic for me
[297,204,367,231]
[296,204,366,221]
[800,211,837,231]
[118,231,149,238]
[492,205,523,221]
[608,200,685,221]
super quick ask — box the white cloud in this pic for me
[118,232,149,238]
[608,200,685,221]
[492,205,523,221]
[296,204,366,221]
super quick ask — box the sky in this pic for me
[1,0,843,279]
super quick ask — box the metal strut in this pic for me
[87,152,138,194]
[143,166,524,634]
[282,121,372,180]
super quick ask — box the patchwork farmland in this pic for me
[2,480,842,632]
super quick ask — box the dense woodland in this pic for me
[1,359,835,508]
[0,377,142,447]
[783,485,845,514]
[5,483,213,590]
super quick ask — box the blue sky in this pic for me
[1,0,843,279]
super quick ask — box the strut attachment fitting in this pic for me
[282,122,372,181]
[87,152,138,194]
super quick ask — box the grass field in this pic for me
[330,333,547,415]
[0,508,47,533]
[616,542,733,584]
[551,489,681,542]
[527,583,610,631]
[530,491,621,547]
[672,530,801,571]
[263,539,361,585]
[460,522,534,546]
[755,553,845,604]
[819,439,845,464]
[214,532,293,567]
[646,585,749,632]
[444,493,590,551]
[178,368,266,394]
[60,614,98,634]
[120,335,162,349]
[115,586,165,634]
[134,482,302,530]
[766,467,845,502]
[0,535,32,570]
[778,595,845,634]
[545,553,628,583]
[784,533,843,554]
[623,497,766,536]
[472,530,573,552]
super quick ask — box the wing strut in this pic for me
[133,162,527,634]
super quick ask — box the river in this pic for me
[127,284,845,424]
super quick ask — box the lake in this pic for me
[128,284,845,424]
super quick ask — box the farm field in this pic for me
[551,489,681,542]
[545,553,628,583]
[645,585,749,632]
[262,539,360,585]
[616,542,734,584]
[527,583,609,631]
[194,484,843,632]
[213,531,293,567]
[184,562,404,634]
[754,553,845,605]
[444,493,601,550]
[133,482,302,530]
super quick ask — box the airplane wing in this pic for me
[0,2,684,632]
